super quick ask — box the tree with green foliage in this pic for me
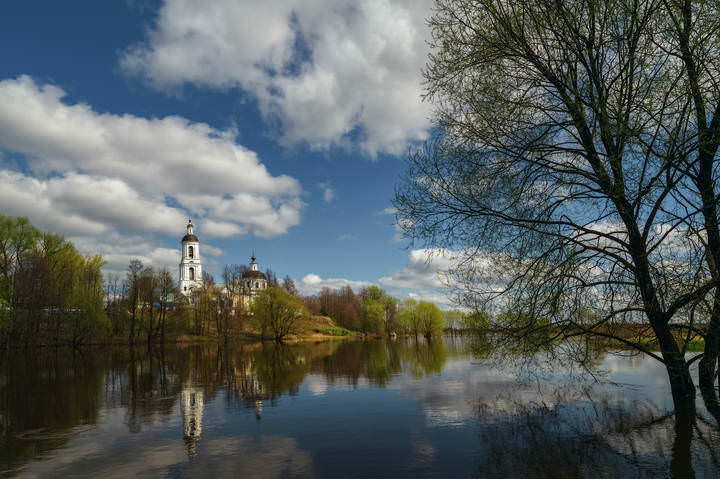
[416,301,444,339]
[251,287,308,343]
[443,310,464,334]
[396,298,420,336]
[362,300,386,335]
[359,285,397,334]
[461,311,489,334]
[0,215,108,347]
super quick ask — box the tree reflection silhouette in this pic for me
[2,339,719,477]
[470,388,718,478]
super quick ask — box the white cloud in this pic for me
[0,76,306,275]
[392,216,414,243]
[378,248,456,307]
[68,232,181,277]
[296,249,457,308]
[202,244,224,257]
[379,206,397,215]
[119,0,434,156]
[0,76,304,242]
[297,273,373,296]
[378,249,452,290]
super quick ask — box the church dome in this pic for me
[182,233,199,242]
[242,269,266,280]
[182,220,199,242]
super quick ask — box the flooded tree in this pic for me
[660,0,720,421]
[395,0,720,414]
[397,299,444,339]
[125,259,143,344]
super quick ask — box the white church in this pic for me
[179,220,203,294]
[178,220,268,308]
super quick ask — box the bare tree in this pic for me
[125,259,143,344]
[395,0,717,412]
[156,268,176,343]
[282,275,298,295]
[661,0,720,419]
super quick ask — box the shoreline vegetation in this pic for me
[0,215,708,353]
[0,216,447,349]
[0,214,708,375]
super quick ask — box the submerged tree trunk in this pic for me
[653,318,696,412]
[698,325,720,422]
[670,402,696,479]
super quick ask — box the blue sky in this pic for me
[0,0,453,305]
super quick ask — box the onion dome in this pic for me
[242,270,267,279]
[182,220,199,242]
[242,254,266,279]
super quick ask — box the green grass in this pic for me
[682,338,705,352]
[315,326,354,336]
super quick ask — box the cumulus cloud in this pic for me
[120,0,433,156]
[297,273,373,296]
[0,75,307,279]
[0,76,305,273]
[379,249,456,307]
[67,232,181,277]
[296,249,457,308]
[0,76,303,240]
[201,244,224,257]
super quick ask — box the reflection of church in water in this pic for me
[179,365,270,459]
[181,385,204,458]
[178,220,268,308]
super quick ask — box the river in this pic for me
[1,336,718,477]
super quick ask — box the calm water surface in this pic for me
[1,337,718,478]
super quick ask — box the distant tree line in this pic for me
[302,284,448,338]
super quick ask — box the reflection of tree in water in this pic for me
[0,349,108,474]
[472,388,720,478]
[215,343,316,419]
[312,340,402,387]
[309,338,449,386]
[398,338,448,379]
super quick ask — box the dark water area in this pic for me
[1,337,718,478]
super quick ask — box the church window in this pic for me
[188,246,194,258]
[255,281,259,288]
[189,267,195,281]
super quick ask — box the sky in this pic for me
[0,0,454,306]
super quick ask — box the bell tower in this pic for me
[179,220,203,295]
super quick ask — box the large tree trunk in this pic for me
[654,321,696,412]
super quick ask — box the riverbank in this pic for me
[0,315,361,349]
